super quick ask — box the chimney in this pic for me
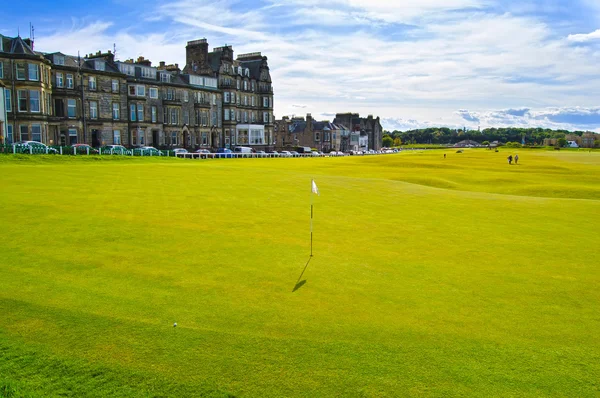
[186,39,209,75]
[136,56,152,66]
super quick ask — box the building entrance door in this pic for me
[91,130,100,147]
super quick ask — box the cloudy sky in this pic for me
[3,0,600,132]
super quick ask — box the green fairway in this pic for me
[0,150,599,397]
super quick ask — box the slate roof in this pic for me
[0,35,39,57]
[238,59,262,80]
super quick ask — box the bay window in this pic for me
[28,64,39,81]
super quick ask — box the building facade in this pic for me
[183,40,274,149]
[333,113,383,151]
[0,35,269,150]
[274,114,351,152]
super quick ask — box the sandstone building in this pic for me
[0,34,271,150]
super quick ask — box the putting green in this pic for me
[0,149,598,397]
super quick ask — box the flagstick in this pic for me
[310,179,314,257]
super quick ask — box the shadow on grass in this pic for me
[292,256,312,292]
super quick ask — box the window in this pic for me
[202,132,208,146]
[54,55,65,65]
[119,63,135,76]
[113,130,121,145]
[224,92,230,103]
[163,108,168,124]
[17,90,27,112]
[166,88,175,100]
[66,74,73,89]
[67,99,77,118]
[244,111,248,123]
[251,96,255,107]
[20,125,29,141]
[224,109,230,121]
[139,131,145,145]
[151,106,157,123]
[171,132,178,145]
[189,75,203,86]
[56,73,64,88]
[149,87,158,99]
[0,61,3,79]
[236,111,240,122]
[90,101,98,119]
[250,129,264,145]
[251,112,256,123]
[88,76,96,90]
[112,80,119,92]
[315,132,320,141]
[183,110,189,125]
[244,81,248,91]
[202,111,208,126]
[16,64,26,80]
[7,125,13,144]
[231,92,235,103]
[263,112,269,123]
[137,104,144,122]
[130,104,136,121]
[160,73,171,83]
[29,90,40,113]
[183,91,189,102]
[5,89,11,112]
[129,85,145,97]
[28,64,39,81]
[170,109,179,125]
[140,67,156,79]
[112,103,120,120]
[31,125,42,142]
[230,109,235,121]
[95,60,105,71]
[252,81,256,91]
[237,80,241,90]
[263,97,269,108]
[69,129,78,144]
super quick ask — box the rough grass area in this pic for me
[0,149,599,397]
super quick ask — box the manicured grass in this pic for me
[0,150,599,397]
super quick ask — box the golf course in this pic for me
[0,149,598,397]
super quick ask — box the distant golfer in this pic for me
[507,155,513,165]
[444,153,446,159]
[515,154,519,164]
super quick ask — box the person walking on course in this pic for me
[507,155,513,165]
[515,154,519,164]
[444,153,446,159]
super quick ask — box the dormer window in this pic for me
[119,63,135,76]
[160,73,171,83]
[54,55,65,66]
[95,60,105,71]
[140,67,156,79]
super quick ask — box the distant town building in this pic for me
[454,139,482,148]
[274,114,351,152]
[333,113,383,151]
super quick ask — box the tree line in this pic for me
[382,127,591,146]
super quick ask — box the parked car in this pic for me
[268,151,280,157]
[311,151,321,157]
[256,150,267,157]
[14,141,58,154]
[72,143,99,154]
[195,149,210,154]
[140,146,163,156]
[280,151,292,157]
[290,151,300,157]
[101,145,131,155]
[233,146,254,154]
[214,148,234,158]
[173,148,188,154]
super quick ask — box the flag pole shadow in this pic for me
[292,256,312,292]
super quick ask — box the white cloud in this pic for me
[568,29,600,42]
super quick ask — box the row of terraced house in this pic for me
[0,35,274,150]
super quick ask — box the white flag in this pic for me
[312,180,319,196]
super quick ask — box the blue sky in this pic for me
[3,0,600,132]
